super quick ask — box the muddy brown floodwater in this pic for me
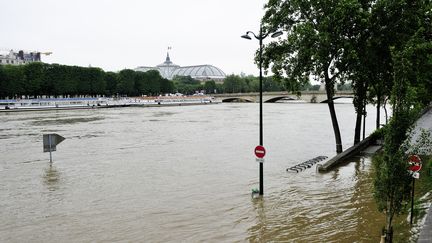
[1,102,391,242]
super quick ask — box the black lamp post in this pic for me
[241,26,282,196]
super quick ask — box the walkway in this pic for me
[416,106,432,242]
[418,205,432,242]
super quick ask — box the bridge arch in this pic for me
[264,96,297,103]
[222,97,253,103]
[320,96,354,103]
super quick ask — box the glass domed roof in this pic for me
[171,65,225,80]
[135,52,226,80]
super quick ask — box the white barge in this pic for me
[0,96,217,112]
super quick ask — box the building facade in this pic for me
[135,53,226,82]
[0,50,44,65]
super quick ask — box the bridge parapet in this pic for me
[213,91,353,103]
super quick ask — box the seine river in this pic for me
[1,102,391,242]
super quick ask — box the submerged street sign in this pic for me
[43,133,65,163]
[408,154,422,173]
[43,134,65,152]
[254,145,266,158]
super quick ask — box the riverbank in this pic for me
[412,106,432,242]
[317,105,432,241]
[0,103,391,242]
[0,96,218,112]
[418,204,432,242]
[317,134,380,172]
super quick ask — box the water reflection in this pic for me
[245,157,387,242]
[31,116,104,126]
[0,103,390,242]
[43,164,61,191]
[248,198,268,242]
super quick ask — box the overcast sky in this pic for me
[1,0,274,76]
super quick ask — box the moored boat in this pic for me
[0,95,218,112]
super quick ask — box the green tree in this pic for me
[2,65,26,98]
[262,0,365,153]
[173,75,202,95]
[0,66,5,98]
[373,2,432,239]
[223,74,247,93]
[203,80,217,94]
[134,71,147,95]
[215,83,224,93]
[160,78,174,94]
[172,75,200,85]
[349,0,429,144]
[145,70,162,95]
[76,66,92,95]
[104,72,118,96]
[263,76,283,92]
[373,53,417,243]
[117,69,136,95]
[23,62,46,97]
[88,67,106,96]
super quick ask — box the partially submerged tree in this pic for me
[373,55,414,241]
[373,1,432,240]
[262,0,366,153]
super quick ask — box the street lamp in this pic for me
[241,26,282,196]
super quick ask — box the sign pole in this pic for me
[407,154,422,225]
[258,26,264,196]
[43,133,65,163]
[49,134,53,163]
[410,177,415,225]
[254,145,266,196]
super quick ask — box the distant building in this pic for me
[0,50,46,65]
[135,52,226,82]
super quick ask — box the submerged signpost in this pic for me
[242,26,282,197]
[43,134,65,163]
[254,145,266,196]
[408,154,422,225]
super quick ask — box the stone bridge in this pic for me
[213,91,354,103]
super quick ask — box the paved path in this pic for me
[418,205,432,242]
[411,107,432,144]
[416,107,432,242]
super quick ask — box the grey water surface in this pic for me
[1,102,387,242]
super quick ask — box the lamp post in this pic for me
[242,26,282,196]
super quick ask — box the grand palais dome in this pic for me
[135,52,226,81]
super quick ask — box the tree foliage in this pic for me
[372,1,432,240]
[262,0,366,152]
[0,63,175,98]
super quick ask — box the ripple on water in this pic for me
[30,116,104,126]
[0,103,388,242]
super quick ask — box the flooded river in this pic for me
[1,102,389,242]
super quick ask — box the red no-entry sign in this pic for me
[254,145,266,158]
[408,154,422,172]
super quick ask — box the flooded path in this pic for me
[1,102,388,242]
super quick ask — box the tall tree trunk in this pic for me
[362,98,367,140]
[354,111,362,144]
[353,80,367,144]
[325,76,343,153]
[362,82,369,140]
[385,209,394,243]
[384,100,388,124]
[376,92,381,130]
[384,194,395,243]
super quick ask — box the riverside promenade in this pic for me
[416,107,432,242]
[418,205,432,242]
[318,106,432,241]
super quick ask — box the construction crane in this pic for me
[39,52,53,56]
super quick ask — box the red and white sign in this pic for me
[254,145,266,158]
[408,154,422,172]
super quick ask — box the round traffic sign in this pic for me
[254,145,266,158]
[408,155,422,172]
